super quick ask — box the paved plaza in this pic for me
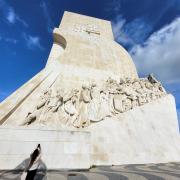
[0,162,180,180]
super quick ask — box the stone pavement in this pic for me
[0,162,180,180]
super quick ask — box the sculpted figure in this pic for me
[148,73,159,84]
[74,85,91,128]
[125,77,132,84]
[119,78,125,85]
[123,97,132,112]
[22,89,52,125]
[22,110,39,125]
[152,83,165,99]
[37,89,51,109]
[133,81,144,95]
[88,83,100,122]
[106,77,114,85]
[146,73,166,99]
[144,80,153,90]
[121,82,139,109]
[139,80,148,92]
[158,84,166,94]
[143,80,156,102]
[120,83,134,111]
[79,85,91,103]
[64,89,79,115]
[128,94,138,108]
[97,89,111,120]
[106,78,119,111]
[123,84,134,97]
[133,81,141,90]
[137,94,147,106]
[149,92,157,101]
[134,80,149,104]
[46,90,63,112]
[159,84,166,93]
[64,89,79,126]
[39,89,63,124]
[140,80,152,103]
[106,77,118,93]
[56,89,70,125]
[113,93,126,114]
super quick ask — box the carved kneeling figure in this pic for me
[22,111,38,125]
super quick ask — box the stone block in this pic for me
[0,128,91,169]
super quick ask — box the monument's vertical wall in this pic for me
[45,11,138,81]
[89,95,180,165]
[0,128,91,169]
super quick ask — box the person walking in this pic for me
[21,144,42,180]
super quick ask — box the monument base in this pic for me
[89,94,180,166]
[0,94,180,170]
[0,128,90,170]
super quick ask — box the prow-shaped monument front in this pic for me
[0,11,180,169]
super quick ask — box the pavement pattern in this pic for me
[0,162,180,180]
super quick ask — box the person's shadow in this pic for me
[0,158,47,180]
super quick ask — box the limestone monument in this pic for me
[0,11,180,169]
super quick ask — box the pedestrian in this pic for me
[21,144,41,180]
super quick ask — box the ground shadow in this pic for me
[0,158,47,180]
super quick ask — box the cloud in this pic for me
[22,33,44,50]
[110,0,180,49]
[0,36,18,44]
[5,38,18,44]
[105,0,123,14]
[40,1,54,33]
[112,15,135,48]
[16,16,28,28]
[124,18,153,44]
[0,0,28,27]
[6,7,16,24]
[131,17,180,85]
[112,15,154,49]
[130,17,180,116]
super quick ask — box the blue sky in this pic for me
[0,0,180,122]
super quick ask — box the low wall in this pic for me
[0,128,90,170]
[89,94,180,165]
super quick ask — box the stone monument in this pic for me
[0,11,180,169]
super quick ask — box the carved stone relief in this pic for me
[22,75,166,128]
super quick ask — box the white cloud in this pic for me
[112,15,135,47]
[0,36,18,44]
[0,0,28,27]
[22,33,44,50]
[6,7,16,24]
[112,15,154,48]
[40,1,54,33]
[124,17,153,44]
[131,17,180,84]
[16,16,28,28]
[5,38,18,44]
[105,0,123,14]
[110,0,180,48]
